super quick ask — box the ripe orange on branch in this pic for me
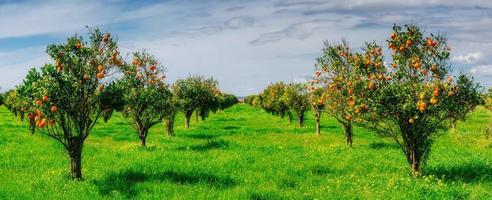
[51,106,58,113]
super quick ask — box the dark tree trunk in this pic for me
[185,110,193,129]
[68,137,84,179]
[138,127,148,147]
[195,111,199,122]
[298,112,305,127]
[165,112,176,137]
[29,118,36,134]
[408,147,421,176]
[315,111,321,136]
[288,113,293,124]
[343,122,353,147]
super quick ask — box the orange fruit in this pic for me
[390,33,396,39]
[51,106,58,113]
[42,95,49,102]
[97,73,105,79]
[97,65,104,72]
[430,97,438,105]
[99,85,105,92]
[368,81,375,90]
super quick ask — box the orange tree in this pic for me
[163,95,180,137]
[282,83,310,127]
[172,75,219,128]
[15,68,42,134]
[3,90,25,120]
[259,82,293,122]
[218,93,239,111]
[309,87,326,135]
[196,78,221,121]
[314,41,385,147]
[486,88,492,111]
[358,24,482,175]
[117,51,172,146]
[23,28,124,179]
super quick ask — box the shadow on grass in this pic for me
[311,165,334,176]
[177,139,231,151]
[249,191,284,200]
[426,162,492,183]
[95,169,236,198]
[368,142,400,150]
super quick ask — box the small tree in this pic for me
[282,83,310,127]
[244,95,257,106]
[163,96,180,137]
[24,28,123,179]
[218,93,239,111]
[259,82,292,122]
[314,41,384,147]
[196,78,221,121]
[4,90,25,120]
[172,75,219,128]
[118,51,172,146]
[486,88,492,111]
[359,24,482,175]
[309,87,326,135]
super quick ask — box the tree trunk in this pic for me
[288,113,293,124]
[298,112,305,127]
[409,147,421,176]
[195,111,199,122]
[343,122,353,147]
[315,111,321,136]
[29,118,36,134]
[451,121,457,134]
[165,112,175,137]
[185,110,193,128]
[138,128,148,147]
[68,138,84,179]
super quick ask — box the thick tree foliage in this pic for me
[314,41,384,146]
[118,51,172,146]
[258,82,293,122]
[21,28,123,179]
[172,75,220,128]
[282,83,310,127]
[355,24,483,175]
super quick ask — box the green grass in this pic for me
[0,104,491,199]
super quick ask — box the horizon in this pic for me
[0,0,491,96]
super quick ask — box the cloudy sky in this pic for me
[0,0,491,95]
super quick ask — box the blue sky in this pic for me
[0,0,491,95]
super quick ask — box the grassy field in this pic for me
[0,104,491,199]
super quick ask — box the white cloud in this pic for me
[470,65,492,77]
[452,52,487,64]
[1,0,491,94]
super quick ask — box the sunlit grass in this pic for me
[0,104,491,199]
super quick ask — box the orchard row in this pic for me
[2,28,238,179]
[246,24,484,176]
